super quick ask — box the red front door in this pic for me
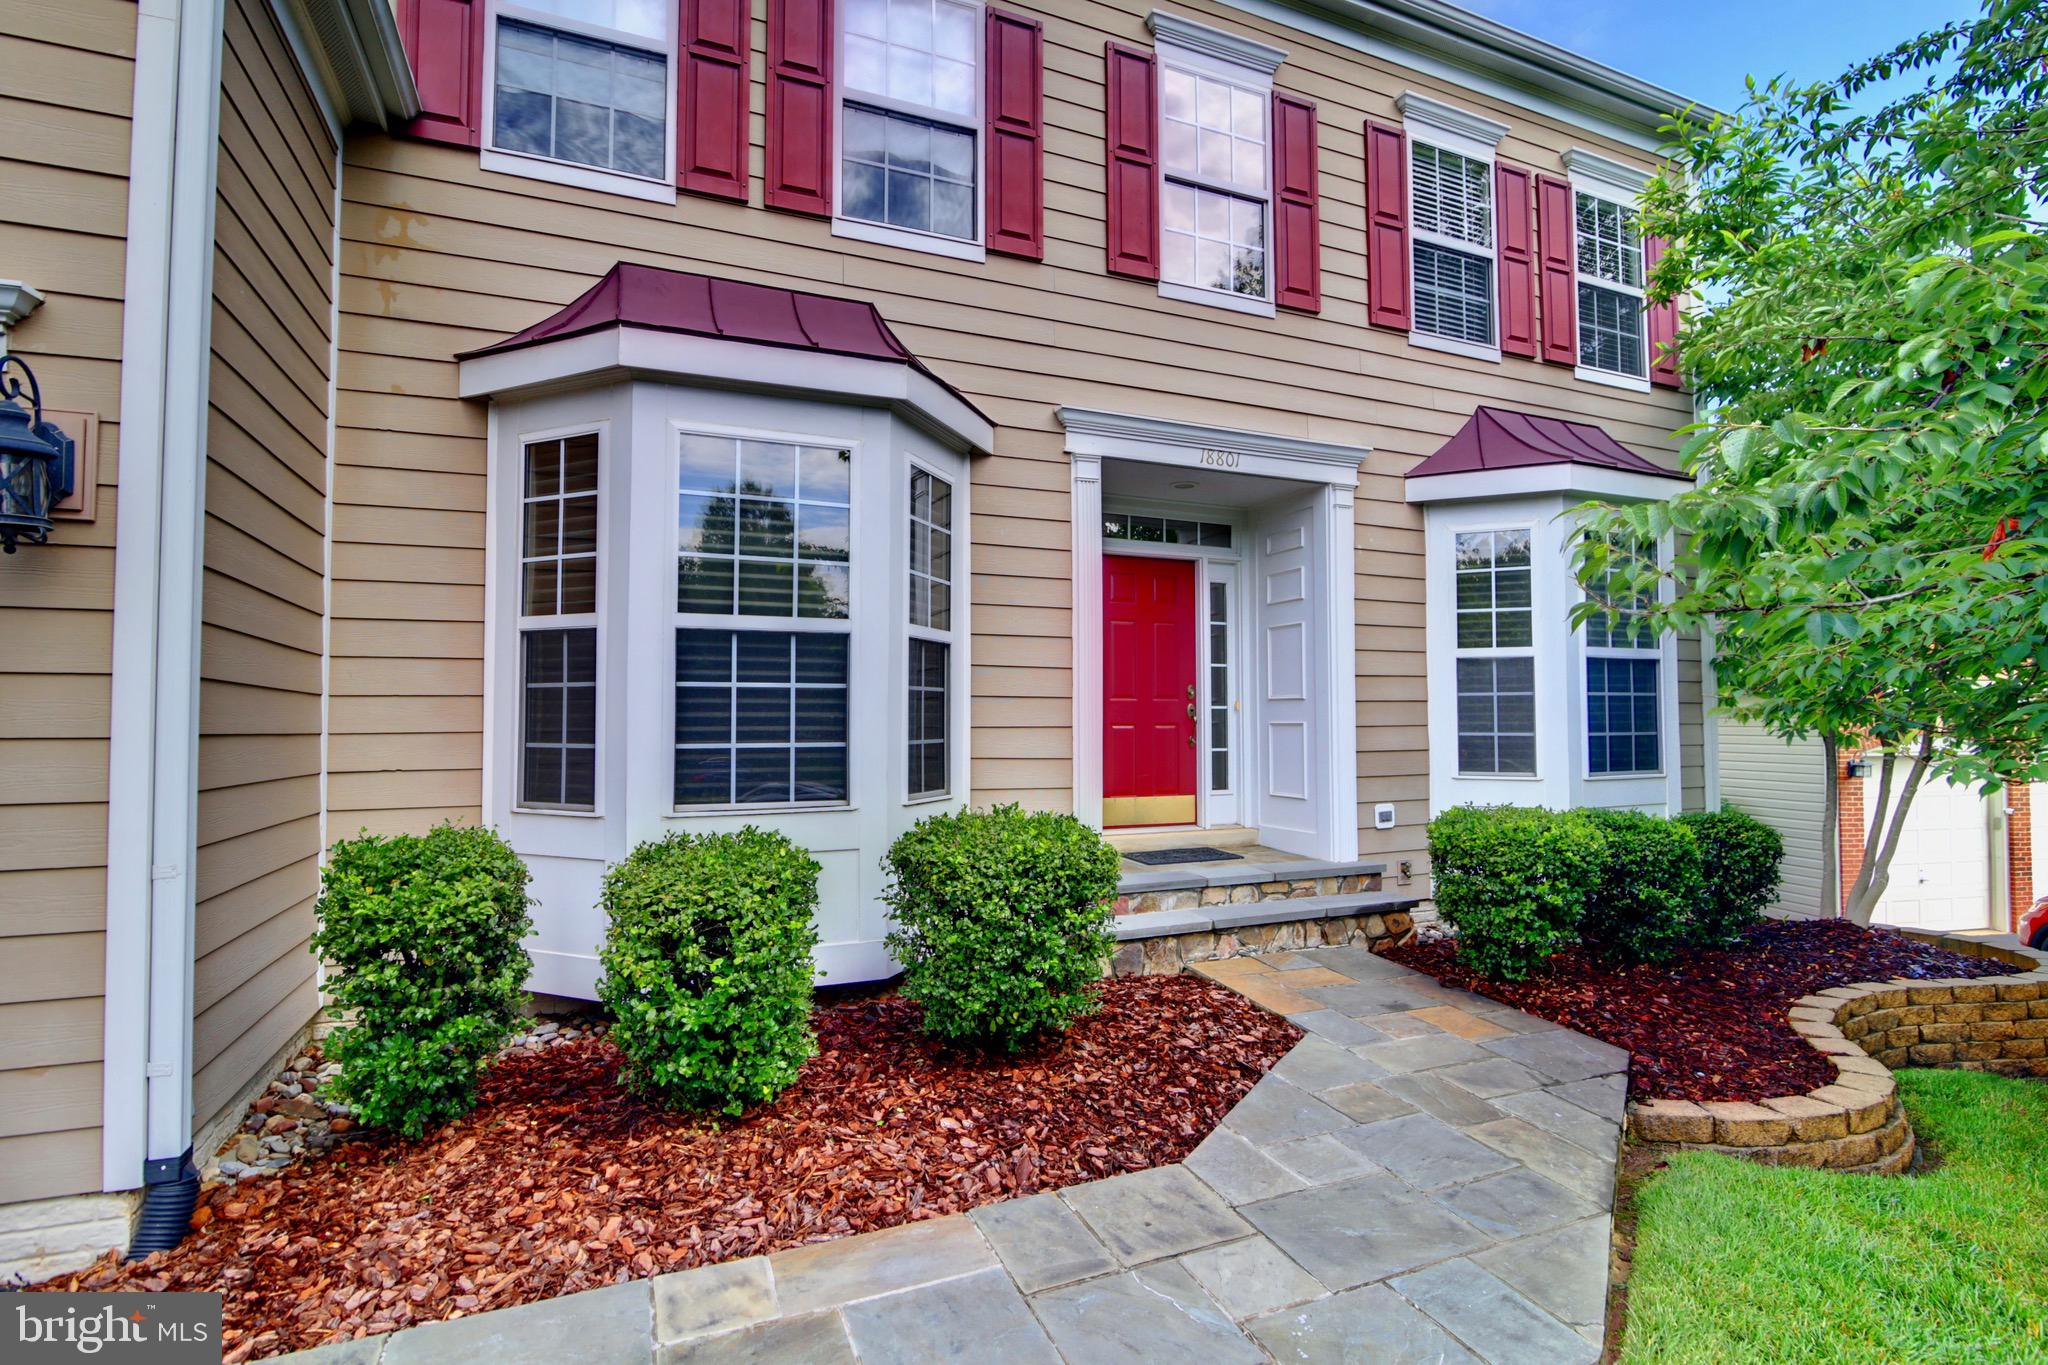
[1103,555,1198,826]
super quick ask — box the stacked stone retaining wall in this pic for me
[1628,931,2048,1172]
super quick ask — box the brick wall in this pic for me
[2010,782,2033,929]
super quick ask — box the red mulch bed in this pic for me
[1385,919,2013,1104]
[39,975,1297,1361]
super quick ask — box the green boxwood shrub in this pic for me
[1427,805,1607,981]
[1579,808,1707,964]
[310,824,533,1138]
[1677,807,1785,946]
[597,828,820,1114]
[883,805,1120,1051]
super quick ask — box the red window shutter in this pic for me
[1103,43,1160,281]
[1363,120,1410,329]
[1494,161,1537,358]
[398,0,486,148]
[679,0,750,200]
[767,0,833,215]
[1644,235,1681,387]
[985,10,1044,260]
[1536,174,1577,365]
[1271,92,1320,313]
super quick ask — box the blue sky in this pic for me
[1453,0,1981,115]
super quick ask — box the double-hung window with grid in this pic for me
[906,467,953,799]
[1410,140,1494,348]
[674,435,854,807]
[518,433,601,810]
[1575,191,1646,378]
[1159,58,1269,303]
[1583,537,1661,775]
[839,0,983,244]
[489,1,673,183]
[1452,528,1535,777]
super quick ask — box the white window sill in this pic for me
[666,801,857,817]
[1453,770,1541,781]
[481,147,677,204]
[905,792,953,806]
[833,218,987,262]
[1159,281,1277,318]
[511,805,604,818]
[1412,332,1502,364]
[1583,769,1666,781]
[1574,364,1652,393]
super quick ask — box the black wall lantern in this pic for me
[0,353,74,553]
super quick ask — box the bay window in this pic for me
[1451,529,1535,776]
[838,0,984,251]
[518,433,600,810]
[907,467,953,799]
[485,1,675,194]
[1584,538,1661,776]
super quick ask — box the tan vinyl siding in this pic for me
[0,0,135,1204]
[192,0,336,1133]
[332,0,1697,879]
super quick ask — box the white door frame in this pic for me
[1060,409,1364,859]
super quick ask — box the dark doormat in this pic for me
[1125,846,1244,865]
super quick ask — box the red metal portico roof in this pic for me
[1406,405,1690,481]
[458,262,990,424]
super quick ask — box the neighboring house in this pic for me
[0,0,1712,1276]
[1715,721,2040,933]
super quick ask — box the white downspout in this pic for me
[102,0,226,1199]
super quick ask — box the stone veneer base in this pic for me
[1108,909,1417,976]
[1628,928,2048,1172]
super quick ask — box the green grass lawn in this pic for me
[1622,1069,2048,1364]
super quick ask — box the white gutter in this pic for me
[102,0,227,1192]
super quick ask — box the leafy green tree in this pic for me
[1575,0,2047,924]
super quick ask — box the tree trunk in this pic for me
[1820,732,1840,917]
[1843,736,1936,927]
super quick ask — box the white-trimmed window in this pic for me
[907,467,953,798]
[518,433,601,809]
[1411,141,1494,347]
[1452,528,1535,776]
[1159,61,1269,303]
[1575,191,1646,379]
[1147,13,1285,314]
[837,0,983,250]
[674,434,855,807]
[1583,537,1660,776]
[486,1,675,194]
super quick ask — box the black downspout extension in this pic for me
[128,1149,199,1260]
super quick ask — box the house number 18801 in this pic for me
[1199,448,1241,468]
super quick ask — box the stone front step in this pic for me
[1107,890,1424,977]
[1116,859,1387,917]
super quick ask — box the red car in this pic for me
[2023,895,2048,952]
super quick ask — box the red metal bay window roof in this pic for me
[1407,405,1690,482]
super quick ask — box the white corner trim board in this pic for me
[103,0,228,1193]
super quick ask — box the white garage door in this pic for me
[1867,771,1992,931]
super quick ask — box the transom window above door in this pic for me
[488,1,674,186]
[839,0,983,245]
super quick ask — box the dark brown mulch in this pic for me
[40,975,1298,1361]
[1384,919,2013,1104]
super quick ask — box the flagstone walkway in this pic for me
[278,945,1627,1364]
